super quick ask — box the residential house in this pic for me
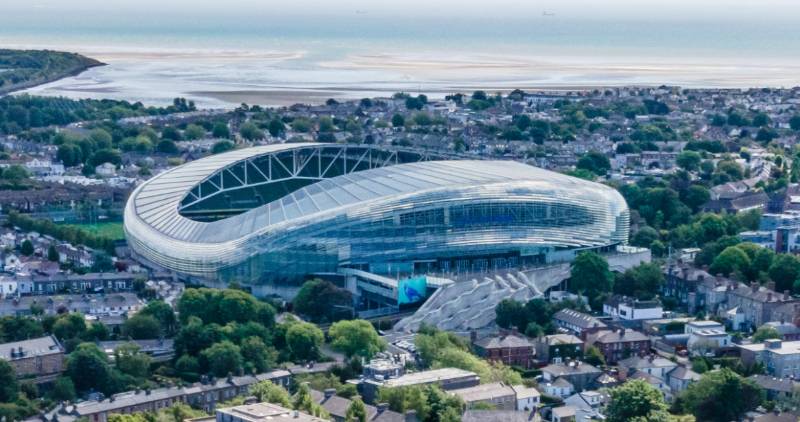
[541,361,602,392]
[473,332,536,369]
[618,355,678,380]
[550,405,576,422]
[665,366,701,394]
[541,377,574,398]
[534,334,584,364]
[603,296,663,321]
[563,391,608,421]
[511,384,541,412]
[686,320,731,354]
[309,389,406,422]
[53,370,292,422]
[449,382,518,411]
[762,321,800,341]
[585,328,650,364]
[0,335,64,383]
[552,309,607,338]
[749,374,799,402]
[739,339,800,378]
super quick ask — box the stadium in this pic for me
[124,143,630,298]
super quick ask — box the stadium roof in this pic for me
[127,143,609,244]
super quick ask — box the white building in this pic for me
[686,320,731,354]
[511,384,540,411]
[603,295,663,320]
[95,162,117,178]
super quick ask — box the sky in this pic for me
[4,0,800,22]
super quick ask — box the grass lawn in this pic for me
[65,221,125,240]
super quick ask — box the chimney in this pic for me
[324,388,336,399]
[751,282,759,293]
[784,290,791,300]
[767,281,776,291]
[377,403,389,413]
[293,410,299,419]
[619,328,626,338]
[405,410,418,422]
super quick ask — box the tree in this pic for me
[293,383,328,418]
[161,126,183,141]
[239,122,264,141]
[614,262,664,300]
[240,336,276,373]
[268,119,286,137]
[789,115,800,131]
[250,380,292,407]
[576,151,611,176]
[156,139,179,154]
[20,239,33,256]
[769,254,800,292]
[212,123,231,138]
[495,299,527,331]
[123,314,161,339]
[52,313,87,341]
[211,140,235,154]
[286,322,324,361]
[673,368,763,422]
[50,377,76,401]
[0,360,18,402]
[631,226,659,248]
[584,345,606,367]
[709,246,751,277]
[114,343,151,379]
[569,252,613,308]
[345,397,368,422]
[607,379,669,422]
[391,114,405,128]
[184,124,206,140]
[293,279,353,323]
[202,341,243,377]
[682,185,710,213]
[676,151,702,172]
[57,143,83,167]
[329,320,386,359]
[752,325,781,343]
[66,343,116,393]
[138,300,177,335]
[47,245,59,262]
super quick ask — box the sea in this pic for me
[2,4,800,108]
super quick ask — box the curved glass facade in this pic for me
[124,144,629,290]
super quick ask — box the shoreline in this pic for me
[0,50,105,96]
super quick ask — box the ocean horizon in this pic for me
[3,6,800,108]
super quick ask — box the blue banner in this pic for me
[398,276,427,304]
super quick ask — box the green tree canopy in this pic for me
[607,379,669,422]
[201,341,243,377]
[752,325,781,343]
[292,279,353,323]
[0,359,19,402]
[286,321,324,361]
[569,252,613,309]
[329,319,386,359]
[123,314,161,339]
[673,368,763,422]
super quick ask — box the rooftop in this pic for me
[450,382,515,403]
[382,368,479,388]
[0,335,62,360]
[217,402,326,422]
[474,333,534,349]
